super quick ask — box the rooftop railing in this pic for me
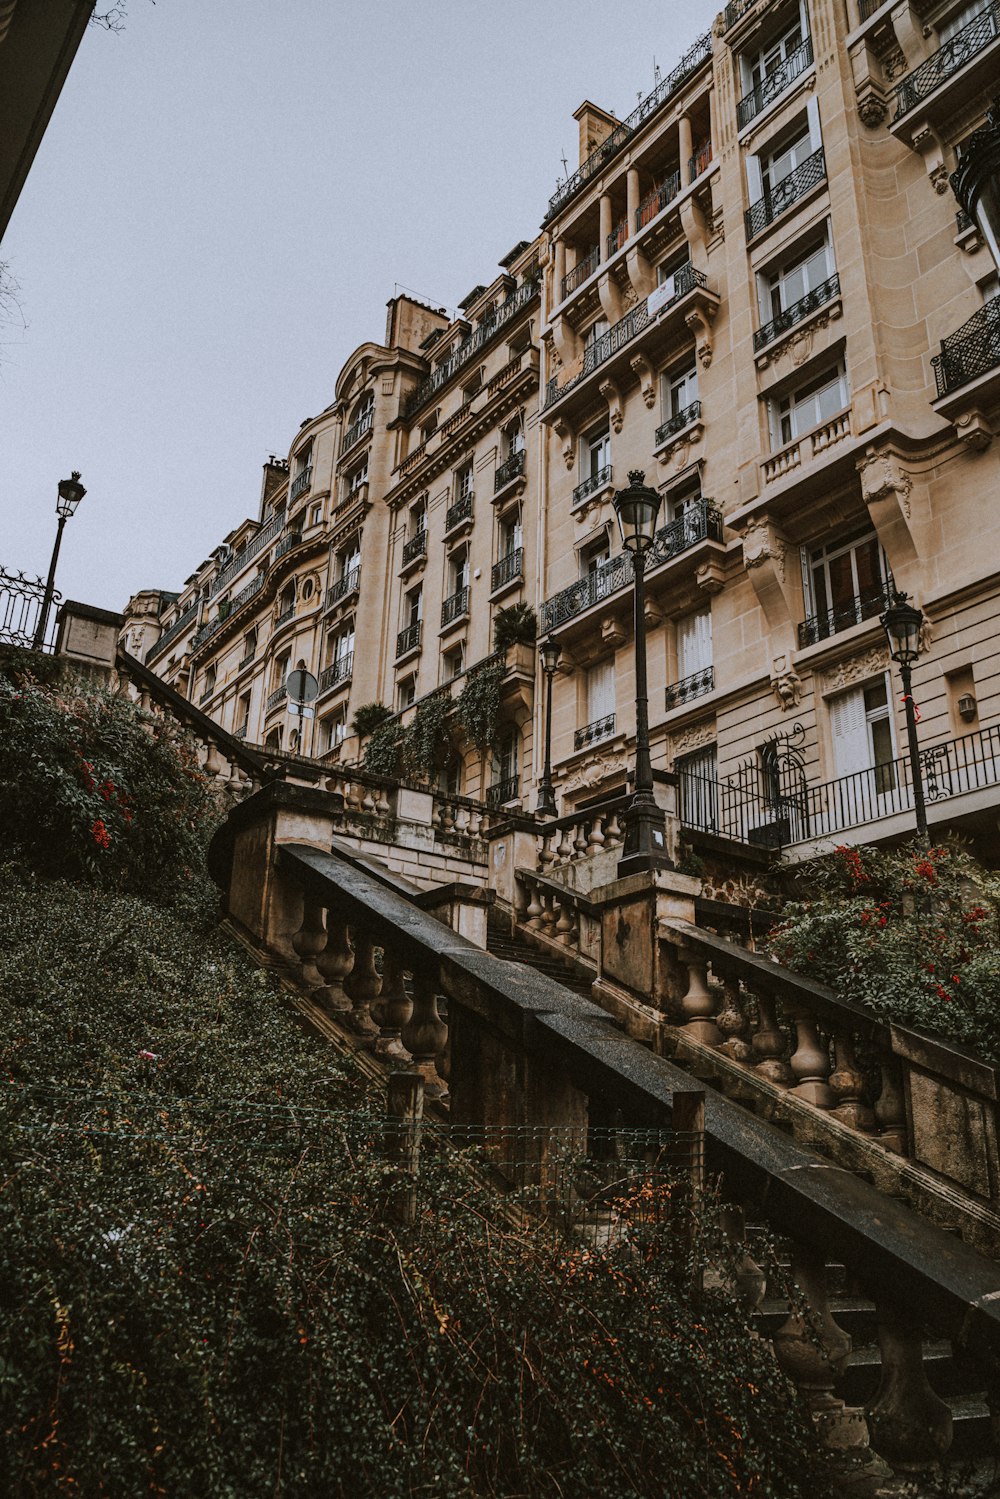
[931,296,1000,398]
[737,35,814,129]
[894,1,999,118]
[145,603,198,664]
[754,272,841,351]
[401,275,540,419]
[744,147,826,241]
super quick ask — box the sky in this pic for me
[2,0,721,615]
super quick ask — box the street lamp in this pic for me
[950,99,1000,273]
[880,589,928,841]
[613,469,670,874]
[536,635,560,818]
[33,471,86,650]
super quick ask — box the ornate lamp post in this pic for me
[536,635,560,818]
[613,470,670,873]
[880,590,928,841]
[950,99,1000,272]
[33,471,86,650]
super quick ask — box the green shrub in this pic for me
[0,663,225,901]
[351,701,392,739]
[361,717,403,777]
[769,840,1000,1064]
[493,602,536,651]
[401,693,452,780]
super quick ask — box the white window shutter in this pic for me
[829,686,870,777]
[746,152,763,201]
[806,96,821,153]
[588,659,616,721]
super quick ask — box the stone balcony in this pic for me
[931,296,1000,445]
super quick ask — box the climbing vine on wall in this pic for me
[455,661,505,753]
[362,718,403,778]
[402,694,452,781]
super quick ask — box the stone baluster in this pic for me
[540,891,558,942]
[679,950,721,1045]
[867,1301,953,1473]
[467,806,483,838]
[788,1007,835,1108]
[291,896,327,992]
[139,686,152,713]
[537,831,556,871]
[874,1057,908,1154]
[524,882,543,932]
[556,826,574,863]
[719,1205,766,1310]
[750,991,793,1086]
[342,928,381,1039]
[374,784,391,817]
[453,804,470,836]
[604,811,623,848]
[361,784,376,813]
[315,913,354,1014]
[374,952,412,1063]
[402,969,448,1099]
[716,977,753,1064]
[555,896,576,947]
[572,820,588,859]
[829,1032,876,1131]
[115,666,131,697]
[439,798,455,833]
[586,817,605,855]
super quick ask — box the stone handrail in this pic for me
[209,783,1000,1480]
[536,795,630,870]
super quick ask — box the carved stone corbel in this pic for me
[696,558,725,594]
[769,654,803,711]
[643,598,664,629]
[601,616,626,648]
[953,408,993,451]
[909,123,947,193]
[553,415,576,471]
[599,376,624,434]
[741,514,797,631]
[685,304,716,368]
[856,445,921,569]
[630,352,656,409]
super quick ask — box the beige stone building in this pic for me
[127,0,1000,862]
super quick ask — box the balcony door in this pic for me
[825,677,899,831]
[586,658,616,730]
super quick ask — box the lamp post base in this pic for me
[617,797,672,878]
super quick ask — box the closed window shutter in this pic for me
[678,611,712,676]
[829,686,870,777]
[587,659,616,721]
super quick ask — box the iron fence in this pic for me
[0,568,58,650]
[494,450,525,491]
[491,549,523,592]
[754,272,841,351]
[665,666,714,709]
[797,582,893,648]
[656,400,701,446]
[574,712,616,751]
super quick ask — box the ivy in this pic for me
[402,694,452,781]
[493,602,537,651]
[361,718,403,778]
[456,661,505,753]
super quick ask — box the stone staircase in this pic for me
[486,913,596,998]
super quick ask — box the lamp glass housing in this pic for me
[613,471,661,554]
[881,593,923,665]
[56,473,86,519]
[539,636,560,675]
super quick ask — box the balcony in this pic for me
[275,605,295,629]
[636,171,681,231]
[191,574,265,652]
[342,410,374,453]
[401,275,541,419]
[736,36,814,130]
[744,148,826,241]
[540,498,723,631]
[326,567,361,609]
[931,297,1000,399]
[485,773,519,809]
[572,465,613,509]
[266,685,287,714]
[723,0,756,30]
[234,724,248,741]
[754,272,841,352]
[238,651,255,672]
[491,549,523,593]
[199,687,214,706]
[494,450,525,493]
[689,140,713,180]
[146,603,198,664]
[210,511,283,598]
[574,712,616,751]
[290,466,312,503]
[607,220,628,258]
[396,622,421,659]
[545,265,711,413]
[797,584,892,649]
[762,408,852,486]
[894,1,999,119]
[320,653,354,693]
[655,400,701,447]
[665,665,714,709]
[444,493,473,535]
[543,31,712,222]
[441,586,470,627]
[561,247,599,301]
[273,531,303,563]
[401,531,427,568]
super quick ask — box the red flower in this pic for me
[91,819,110,850]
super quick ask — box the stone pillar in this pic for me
[626,167,640,232]
[599,194,612,258]
[342,928,380,1039]
[553,237,566,302]
[867,1302,953,1473]
[678,113,693,180]
[402,969,448,1099]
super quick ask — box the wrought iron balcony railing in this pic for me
[401,531,427,567]
[342,410,374,453]
[146,603,198,663]
[199,687,214,706]
[540,497,722,631]
[754,272,841,351]
[485,774,519,808]
[275,605,295,629]
[273,531,303,562]
[561,247,600,301]
[238,651,255,672]
[401,275,540,418]
[607,220,628,258]
[491,549,523,592]
[723,0,757,30]
[894,1,999,118]
[737,36,814,129]
[494,450,525,491]
[636,170,681,230]
[744,147,826,241]
[689,140,713,179]
[191,575,265,650]
[665,665,714,709]
[445,494,473,533]
[320,653,354,692]
[545,266,708,410]
[544,30,711,221]
[572,465,612,507]
[326,568,361,608]
[931,296,1000,398]
[655,399,701,446]
[798,584,893,649]
[290,466,312,503]
[234,724,248,740]
[858,0,883,18]
[211,511,283,597]
[396,622,421,658]
[574,712,616,751]
[441,586,470,626]
[266,685,287,713]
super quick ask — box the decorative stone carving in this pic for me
[880,43,907,81]
[857,89,888,128]
[629,352,656,409]
[917,616,933,655]
[742,515,785,582]
[685,305,715,368]
[600,615,626,648]
[643,598,664,629]
[929,162,950,194]
[668,720,716,759]
[598,376,624,433]
[561,753,628,794]
[621,282,639,310]
[770,657,803,711]
[954,409,993,450]
[822,645,889,692]
[756,303,841,370]
[857,448,913,518]
[696,558,725,594]
[553,415,576,470]
[909,122,947,193]
[127,626,145,655]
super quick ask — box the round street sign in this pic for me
[285,668,318,703]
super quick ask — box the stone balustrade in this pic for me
[535,795,628,873]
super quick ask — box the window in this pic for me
[294,442,312,477]
[409,499,426,538]
[273,651,290,691]
[348,459,369,496]
[278,583,295,618]
[586,658,616,726]
[828,677,897,791]
[583,317,609,352]
[759,230,833,324]
[663,360,699,419]
[939,0,990,41]
[202,664,217,700]
[405,584,422,628]
[747,101,821,204]
[448,550,470,595]
[236,691,251,736]
[456,463,474,502]
[771,362,848,447]
[318,712,347,754]
[656,254,691,299]
[352,391,374,427]
[398,676,416,710]
[421,413,438,442]
[329,624,355,668]
[243,628,257,662]
[310,502,323,528]
[498,511,522,558]
[584,426,611,482]
[677,609,713,678]
[443,643,465,681]
[338,540,361,582]
[462,370,482,403]
[803,528,889,636]
[580,536,611,578]
[503,416,525,458]
[492,729,518,787]
[741,10,806,95]
[676,744,718,831]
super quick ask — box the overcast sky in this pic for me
[2,0,720,615]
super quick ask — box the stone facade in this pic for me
[125,0,1000,860]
